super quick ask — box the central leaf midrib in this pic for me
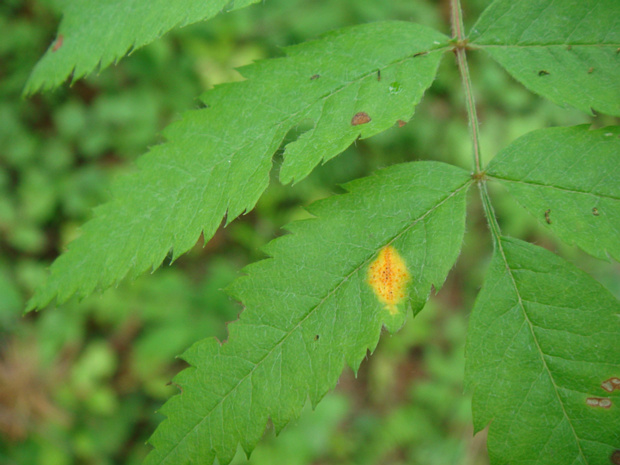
[488,174,620,201]
[473,43,620,47]
[496,237,587,463]
[160,177,471,463]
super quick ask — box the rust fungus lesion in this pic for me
[367,245,411,315]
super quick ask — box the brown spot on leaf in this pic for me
[544,209,551,224]
[52,34,64,52]
[586,397,612,408]
[310,74,320,80]
[588,67,594,74]
[611,450,620,465]
[413,51,428,58]
[602,377,620,392]
[397,120,407,128]
[351,112,371,126]
[566,45,572,51]
[314,335,320,341]
[538,70,550,76]
[377,69,381,81]
[592,207,600,216]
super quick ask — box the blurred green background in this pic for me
[1,1,617,464]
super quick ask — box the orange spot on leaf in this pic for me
[368,246,410,315]
[351,112,371,126]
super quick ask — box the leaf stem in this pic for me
[478,181,502,245]
[451,0,501,243]
[450,0,465,40]
[451,0,482,174]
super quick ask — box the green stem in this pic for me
[451,0,482,174]
[451,0,502,242]
[450,0,465,40]
[478,181,502,245]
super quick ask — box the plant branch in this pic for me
[450,0,465,40]
[451,0,501,244]
[451,0,482,174]
[478,181,502,246]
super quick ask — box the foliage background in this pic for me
[1,0,617,464]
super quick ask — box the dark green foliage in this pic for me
[4,0,619,464]
[27,21,447,310]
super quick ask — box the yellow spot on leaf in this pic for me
[368,246,410,315]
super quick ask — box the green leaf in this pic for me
[487,125,620,262]
[469,0,620,116]
[27,21,448,310]
[145,161,472,465]
[24,0,262,94]
[466,236,620,465]
[278,44,445,184]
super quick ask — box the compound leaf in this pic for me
[145,161,471,465]
[469,0,620,116]
[25,0,262,94]
[28,21,448,310]
[487,125,620,262]
[466,236,620,465]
